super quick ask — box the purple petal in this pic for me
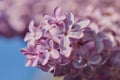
[36,45,47,53]
[24,53,37,58]
[24,32,34,42]
[48,20,56,24]
[43,14,54,20]
[31,57,39,67]
[50,49,60,59]
[51,36,61,44]
[60,36,71,48]
[49,27,63,36]
[28,20,34,32]
[72,56,82,69]
[83,30,96,41]
[73,60,87,69]
[41,53,50,65]
[76,18,90,28]
[66,12,74,24]
[65,12,74,31]
[68,30,84,39]
[88,55,102,64]
[54,6,61,17]
[89,22,99,33]
[21,48,27,54]
[49,40,54,48]
[27,39,35,46]
[41,24,51,33]
[95,38,104,53]
[57,16,66,21]
[21,46,37,57]
[61,46,72,57]
[34,30,42,40]
[25,59,32,67]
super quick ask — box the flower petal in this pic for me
[66,12,74,24]
[36,45,47,53]
[76,18,90,28]
[95,38,104,53]
[42,24,51,33]
[49,40,54,48]
[73,60,87,69]
[24,53,37,58]
[88,55,102,64]
[29,20,34,32]
[27,39,35,46]
[41,53,50,65]
[24,32,34,42]
[72,56,84,69]
[34,29,42,40]
[68,30,84,39]
[25,59,32,67]
[65,12,74,31]
[60,36,71,48]
[50,49,60,59]
[49,27,63,37]
[54,6,61,17]
[61,46,72,57]
[31,57,39,67]
[43,14,54,20]
[57,16,66,21]
[51,36,61,44]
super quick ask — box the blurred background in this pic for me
[0,0,120,80]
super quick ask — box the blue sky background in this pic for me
[0,36,38,80]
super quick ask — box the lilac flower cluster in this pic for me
[21,7,120,80]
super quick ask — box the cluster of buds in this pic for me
[21,7,120,80]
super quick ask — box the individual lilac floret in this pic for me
[83,30,105,53]
[36,40,60,65]
[72,41,103,69]
[43,7,66,24]
[21,45,40,67]
[24,20,42,45]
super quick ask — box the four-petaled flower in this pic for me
[24,20,42,45]
[36,40,60,65]
[21,45,40,67]
[43,7,66,24]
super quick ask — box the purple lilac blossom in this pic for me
[20,4,120,80]
[21,6,90,71]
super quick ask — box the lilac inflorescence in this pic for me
[21,7,120,80]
